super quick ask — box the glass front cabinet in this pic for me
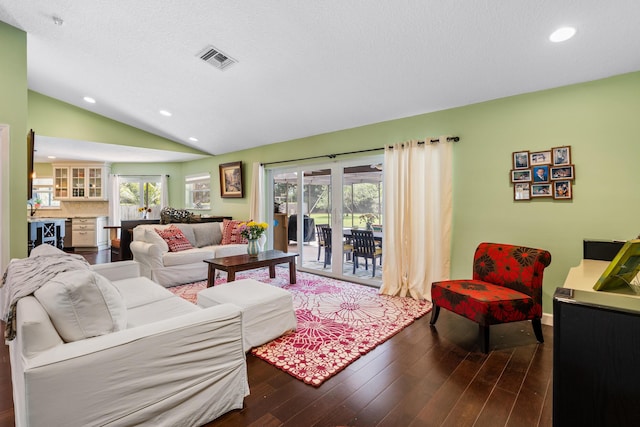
[53,163,111,201]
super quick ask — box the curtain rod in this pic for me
[113,174,170,177]
[261,136,459,167]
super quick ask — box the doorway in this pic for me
[267,155,383,286]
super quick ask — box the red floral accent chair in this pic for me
[430,242,552,353]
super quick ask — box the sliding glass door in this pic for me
[266,154,383,286]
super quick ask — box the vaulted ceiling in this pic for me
[2,1,640,158]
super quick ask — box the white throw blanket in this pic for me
[0,245,90,340]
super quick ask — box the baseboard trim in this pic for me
[542,313,553,326]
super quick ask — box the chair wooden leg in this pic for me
[372,261,375,277]
[532,318,544,343]
[479,324,490,353]
[317,245,321,261]
[324,248,331,268]
[429,305,440,325]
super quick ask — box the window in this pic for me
[31,177,60,208]
[185,173,211,209]
[119,175,162,220]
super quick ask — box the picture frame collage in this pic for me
[511,146,574,201]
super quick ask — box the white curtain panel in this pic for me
[108,174,121,227]
[161,174,169,209]
[249,162,266,249]
[380,137,453,300]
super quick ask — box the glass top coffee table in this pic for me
[204,250,299,287]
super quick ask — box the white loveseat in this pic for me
[130,222,248,287]
[7,259,249,427]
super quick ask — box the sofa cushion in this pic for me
[214,244,250,258]
[162,247,216,267]
[173,224,197,247]
[110,277,176,309]
[34,270,127,343]
[221,219,249,245]
[191,222,223,247]
[125,297,200,327]
[155,225,194,252]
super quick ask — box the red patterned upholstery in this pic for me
[430,242,551,353]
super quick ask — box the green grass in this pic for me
[308,213,382,229]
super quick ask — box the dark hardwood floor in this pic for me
[0,250,553,427]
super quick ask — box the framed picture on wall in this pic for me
[512,150,530,169]
[530,150,552,165]
[514,183,531,201]
[532,165,549,183]
[553,180,572,200]
[550,165,575,180]
[511,169,532,182]
[219,161,243,198]
[552,146,571,166]
[531,183,552,197]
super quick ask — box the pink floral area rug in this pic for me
[168,268,432,386]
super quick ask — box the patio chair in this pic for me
[430,242,551,353]
[316,223,329,261]
[321,227,353,268]
[350,229,382,277]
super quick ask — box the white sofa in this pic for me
[8,260,249,427]
[130,222,247,287]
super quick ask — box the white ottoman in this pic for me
[197,278,297,351]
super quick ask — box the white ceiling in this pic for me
[2,1,640,158]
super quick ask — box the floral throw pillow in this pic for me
[155,225,194,252]
[221,219,249,245]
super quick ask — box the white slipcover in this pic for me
[130,223,247,287]
[9,261,249,427]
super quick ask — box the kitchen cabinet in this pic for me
[53,163,111,201]
[72,217,108,250]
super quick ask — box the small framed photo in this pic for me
[511,169,532,182]
[552,146,571,166]
[531,183,552,197]
[550,165,575,180]
[512,151,530,169]
[553,180,572,200]
[514,183,531,201]
[219,161,243,198]
[530,150,552,165]
[532,165,549,183]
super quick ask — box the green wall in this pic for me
[0,22,28,258]
[182,71,640,314]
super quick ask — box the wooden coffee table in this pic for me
[204,250,299,287]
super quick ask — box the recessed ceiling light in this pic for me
[549,27,576,43]
[159,110,172,117]
[189,137,199,142]
[83,96,96,104]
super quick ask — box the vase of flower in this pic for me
[359,213,378,232]
[239,221,269,257]
[247,239,260,257]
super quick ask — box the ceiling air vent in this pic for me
[197,45,237,70]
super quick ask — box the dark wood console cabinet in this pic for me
[553,287,640,426]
